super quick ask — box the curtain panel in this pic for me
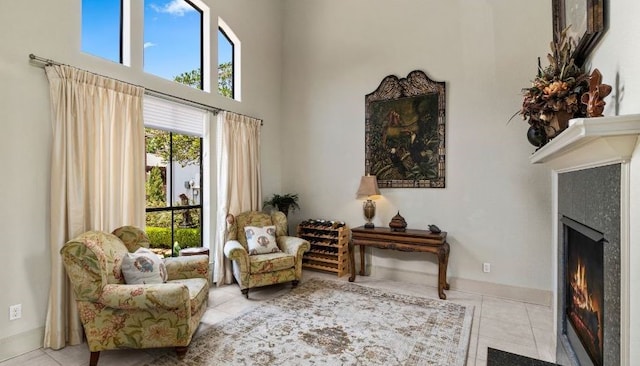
[43,65,145,349]
[214,111,262,285]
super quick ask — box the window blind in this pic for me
[143,95,206,136]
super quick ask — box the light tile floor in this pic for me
[0,271,555,366]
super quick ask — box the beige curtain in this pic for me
[214,111,262,284]
[43,65,146,349]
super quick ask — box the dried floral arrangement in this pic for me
[581,68,612,118]
[518,28,589,138]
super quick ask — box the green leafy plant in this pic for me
[173,62,233,98]
[173,68,202,89]
[145,128,201,167]
[263,193,300,215]
[145,227,201,249]
[217,62,233,98]
[145,166,166,207]
[146,227,172,248]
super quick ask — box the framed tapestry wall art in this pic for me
[365,70,446,188]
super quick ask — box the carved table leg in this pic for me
[443,242,450,290]
[348,239,356,282]
[359,245,366,276]
[437,242,451,299]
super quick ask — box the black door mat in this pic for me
[487,347,559,366]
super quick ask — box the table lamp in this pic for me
[356,175,381,228]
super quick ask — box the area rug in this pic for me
[139,279,474,365]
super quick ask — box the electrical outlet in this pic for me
[9,304,21,320]
[483,262,491,273]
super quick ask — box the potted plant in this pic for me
[263,193,300,217]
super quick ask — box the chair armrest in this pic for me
[99,284,190,311]
[224,240,248,262]
[224,240,250,287]
[223,240,250,288]
[164,255,209,281]
[224,240,249,273]
[277,236,310,258]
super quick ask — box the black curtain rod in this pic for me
[28,53,263,125]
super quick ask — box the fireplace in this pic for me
[555,164,621,366]
[530,115,640,365]
[562,216,604,366]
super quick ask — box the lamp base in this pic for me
[364,222,375,229]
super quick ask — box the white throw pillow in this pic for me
[121,247,167,284]
[245,225,280,255]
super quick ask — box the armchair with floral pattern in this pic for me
[224,211,310,298]
[60,226,209,366]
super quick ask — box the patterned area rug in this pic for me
[139,279,473,366]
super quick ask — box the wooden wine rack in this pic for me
[298,220,351,277]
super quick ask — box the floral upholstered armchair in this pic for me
[224,211,310,298]
[60,226,209,366]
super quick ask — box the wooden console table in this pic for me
[348,226,450,299]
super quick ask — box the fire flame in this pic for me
[569,258,603,356]
[571,259,595,311]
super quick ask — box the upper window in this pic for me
[144,0,203,89]
[81,0,122,63]
[218,28,233,98]
[218,18,241,100]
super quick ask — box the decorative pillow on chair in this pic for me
[245,225,280,255]
[121,247,167,284]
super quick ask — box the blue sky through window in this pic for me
[144,0,201,83]
[218,29,233,66]
[81,0,121,63]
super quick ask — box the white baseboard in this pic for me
[371,266,552,306]
[0,327,44,362]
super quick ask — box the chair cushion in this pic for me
[121,248,167,284]
[112,226,151,252]
[249,252,295,274]
[245,225,281,255]
[168,278,209,315]
[232,212,275,249]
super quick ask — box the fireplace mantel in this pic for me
[530,114,640,170]
[530,114,640,366]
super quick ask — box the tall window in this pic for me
[218,18,240,100]
[144,96,206,257]
[218,28,233,98]
[144,0,203,89]
[81,0,122,63]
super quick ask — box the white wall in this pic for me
[585,0,640,361]
[281,0,554,294]
[0,0,284,359]
[588,0,640,116]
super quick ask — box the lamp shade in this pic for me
[356,175,381,197]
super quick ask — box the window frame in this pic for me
[218,17,241,101]
[218,27,235,98]
[81,0,125,64]
[142,0,206,90]
[191,0,204,91]
[145,129,204,256]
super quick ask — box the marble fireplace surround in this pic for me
[556,164,620,366]
[531,114,640,366]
